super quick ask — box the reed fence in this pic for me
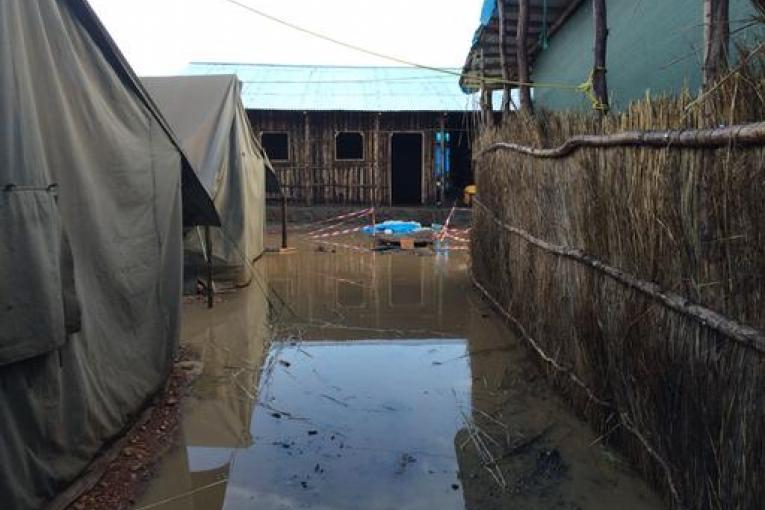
[472,55,765,509]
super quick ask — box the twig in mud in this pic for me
[473,407,510,430]
[588,421,622,447]
[500,425,553,460]
[460,411,508,490]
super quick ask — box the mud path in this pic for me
[133,233,663,510]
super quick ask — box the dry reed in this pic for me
[472,55,765,509]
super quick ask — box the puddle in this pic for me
[136,234,664,510]
[222,340,471,510]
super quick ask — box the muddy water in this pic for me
[135,234,664,510]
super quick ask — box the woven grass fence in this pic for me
[472,59,765,509]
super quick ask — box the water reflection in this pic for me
[136,237,662,510]
[223,340,471,510]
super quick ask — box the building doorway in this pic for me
[391,133,423,205]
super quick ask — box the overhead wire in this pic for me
[218,0,586,95]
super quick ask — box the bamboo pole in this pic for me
[475,121,765,159]
[473,198,765,353]
[592,0,609,114]
[497,0,513,117]
[517,0,533,113]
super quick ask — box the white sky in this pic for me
[88,0,485,76]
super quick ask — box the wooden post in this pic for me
[703,0,730,87]
[370,207,377,250]
[517,0,534,113]
[373,113,380,206]
[592,0,609,115]
[304,111,312,205]
[479,48,494,128]
[439,114,447,205]
[205,225,214,309]
[281,194,288,250]
[498,0,513,118]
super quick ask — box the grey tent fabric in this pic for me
[0,1,215,509]
[142,75,276,273]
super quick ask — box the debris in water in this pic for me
[397,453,418,474]
[308,430,318,436]
[321,394,350,407]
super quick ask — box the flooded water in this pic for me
[135,233,664,510]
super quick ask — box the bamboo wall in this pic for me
[248,110,471,206]
[472,68,765,509]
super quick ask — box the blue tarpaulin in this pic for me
[480,0,496,25]
[362,221,422,236]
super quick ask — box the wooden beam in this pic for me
[476,121,765,159]
[592,0,609,115]
[703,0,730,87]
[498,0,513,116]
[517,0,534,113]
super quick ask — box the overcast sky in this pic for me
[88,0,484,76]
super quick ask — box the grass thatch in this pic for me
[472,55,765,509]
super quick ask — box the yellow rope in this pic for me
[576,68,610,112]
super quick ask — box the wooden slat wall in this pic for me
[248,110,466,206]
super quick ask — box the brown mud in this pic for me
[64,353,201,510]
[131,232,664,510]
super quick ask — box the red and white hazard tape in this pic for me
[305,208,373,234]
[439,206,457,242]
[306,208,374,237]
[446,233,471,243]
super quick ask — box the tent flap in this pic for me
[0,188,66,365]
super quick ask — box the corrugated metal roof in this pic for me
[183,63,485,112]
[461,0,583,92]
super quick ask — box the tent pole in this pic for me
[205,225,214,309]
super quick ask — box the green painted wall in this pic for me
[532,0,761,111]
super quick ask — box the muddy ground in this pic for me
[121,229,664,510]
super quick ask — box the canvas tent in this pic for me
[0,1,218,509]
[142,75,278,283]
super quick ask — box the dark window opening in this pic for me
[335,132,364,160]
[261,132,289,161]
